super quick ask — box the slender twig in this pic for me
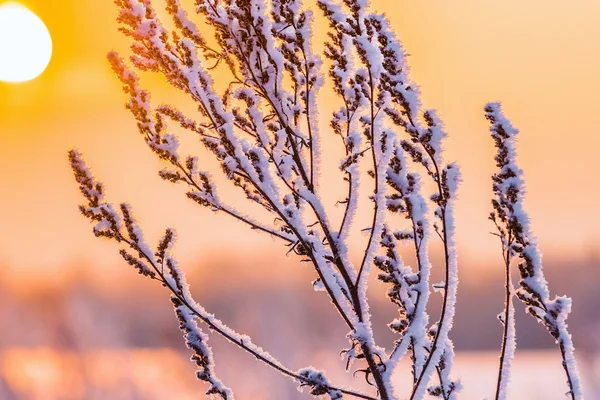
[409,134,454,400]
[338,105,358,241]
[356,68,379,287]
[301,45,316,190]
[559,340,577,400]
[174,161,294,243]
[495,231,514,400]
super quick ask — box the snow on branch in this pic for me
[111,1,369,336]
[68,0,585,399]
[380,145,433,384]
[342,2,463,396]
[485,102,583,400]
[68,149,378,400]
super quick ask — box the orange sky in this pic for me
[0,0,599,278]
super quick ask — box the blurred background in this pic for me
[0,0,599,398]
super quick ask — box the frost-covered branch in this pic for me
[109,39,360,334]
[485,102,582,400]
[488,191,517,400]
[69,149,378,400]
[379,145,432,385]
[69,0,585,398]
[359,6,461,398]
[114,0,393,396]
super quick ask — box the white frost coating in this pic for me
[70,150,235,397]
[355,129,394,342]
[422,110,446,165]
[112,52,296,244]
[339,160,361,241]
[485,102,583,399]
[169,257,287,380]
[121,202,157,265]
[182,5,358,317]
[297,368,342,399]
[337,0,394,324]
[426,339,460,400]
[368,12,424,124]
[73,151,373,400]
[319,0,461,396]
[412,163,461,400]
[172,296,235,399]
[442,339,460,400]
[165,236,337,400]
[496,279,516,400]
[383,144,432,383]
[277,5,325,190]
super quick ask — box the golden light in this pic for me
[0,2,52,83]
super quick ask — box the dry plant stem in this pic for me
[346,70,391,400]
[176,87,358,333]
[435,366,452,400]
[251,179,357,331]
[71,135,374,398]
[409,211,449,400]
[409,144,452,400]
[322,73,389,396]
[338,156,355,240]
[386,200,430,374]
[227,33,312,190]
[559,342,577,400]
[183,122,384,395]
[115,4,378,384]
[485,103,581,399]
[117,232,377,400]
[301,49,316,190]
[157,45,358,331]
[358,345,389,400]
[388,218,425,370]
[78,1,584,398]
[336,93,358,241]
[495,232,514,400]
[356,70,380,286]
[172,160,294,243]
[191,6,388,396]
[279,130,389,397]
[225,26,362,309]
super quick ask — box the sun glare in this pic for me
[0,2,52,83]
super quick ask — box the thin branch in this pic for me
[495,230,515,400]
[121,233,376,400]
[174,160,294,243]
[355,68,379,288]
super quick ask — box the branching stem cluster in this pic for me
[68,1,582,399]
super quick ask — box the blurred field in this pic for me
[1,254,599,399]
[1,348,598,399]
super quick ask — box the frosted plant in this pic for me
[485,103,582,400]
[68,0,581,399]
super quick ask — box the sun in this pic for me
[0,2,52,83]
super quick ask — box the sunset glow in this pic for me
[0,2,52,83]
[0,1,599,398]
